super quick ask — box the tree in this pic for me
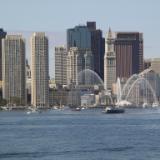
[0,99,7,106]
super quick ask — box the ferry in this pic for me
[103,106,125,114]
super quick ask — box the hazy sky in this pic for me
[1,0,160,77]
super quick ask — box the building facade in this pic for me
[0,29,7,81]
[114,32,143,79]
[31,32,49,107]
[87,22,105,79]
[151,58,160,75]
[84,49,94,70]
[67,23,105,79]
[55,46,67,86]
[67,47,84,85]
[67,25,91,51]
[67,47,94,86]
[104,28,116,90]
[2,35,26,105]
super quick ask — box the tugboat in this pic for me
[103,106,125,114]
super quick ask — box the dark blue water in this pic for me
[0,108,160,160]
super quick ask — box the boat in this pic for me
[142,102,150,108]
[1,106,12,111]
[26,106,38,114]
[152,102,159,108]
[71,107,81,111]
[102,106,125,114]
[75,107,81,111]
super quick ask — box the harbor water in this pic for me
[0,108,160,160]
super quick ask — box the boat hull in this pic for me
[103,107,125,114]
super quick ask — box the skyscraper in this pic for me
[67,25,91,51]
[55,46,67,86]
[31,32,49,107]
[104,28,116,90]
[2,35,26,105]
[67,47,93,86]
[67,47,84,85]
[0,29,7,81]
[84,49,94,70]
[114,32,143,79]
[87,22,105,79]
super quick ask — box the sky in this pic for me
[0,0,160,78]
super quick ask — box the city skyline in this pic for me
[1,0,160,78]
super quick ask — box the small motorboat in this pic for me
[152,102,159,108]
[71,107,81,111]
[103,106,125,114]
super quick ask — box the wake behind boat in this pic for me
[103,106,125,114]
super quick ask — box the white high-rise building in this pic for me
[55,46,67,86]
[104,28,116,91]
[31,32,49,107]
[67,47,84,85]
[2,35,26,105]
[84,49,94,70]
[67,47,94,86]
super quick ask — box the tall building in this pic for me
[55,46,67,86]
[31,32,49,107]
[84,49,94,70]
[0,29,7,81]
[67,47,84,85]
[87,22,105,79]
[67,25,91,51]
[114,32,143,79]
[2,35,26,105]
[67,47,94,85]
[104,28,116,90]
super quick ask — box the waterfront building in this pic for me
[81,93,95,107]
[0,29,7,81]
[68,89,81,107]
[55,46,67,86]
[87,22,105,79]
[114,32,143,79]
[31,32,49,107]
[2,35,26,105]
[104,28,116,90]
[49,88,68,106]
[151,58,160,75]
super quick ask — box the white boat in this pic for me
[142,102,148,108]
[26,111,31,114]
[26,106,37,114]
[1,106,12,111]
[53,106,58,110]
[1,106,8,111]
[152,102,159,108]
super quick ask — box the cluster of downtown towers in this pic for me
[0,22,143,107]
